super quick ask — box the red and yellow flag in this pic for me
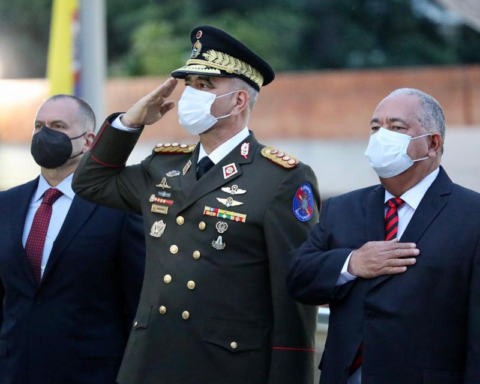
[47,0,80,96]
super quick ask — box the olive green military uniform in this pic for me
[73,114,320,384]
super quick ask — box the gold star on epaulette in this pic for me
[261,146,299,169]
[154,143,197,154]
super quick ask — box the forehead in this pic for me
[372,93,422,121]
[185,74,231,85]
[35,99,79,123]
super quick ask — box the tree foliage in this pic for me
[0,0,479,78]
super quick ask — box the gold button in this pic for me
[164,274,172,284]
[182,311,190,320]
[193,250,201,260]
[159,306,167,314]
[230,341,238,350]
[170,245,178,254]
[198,221,206,230]
[134,321,138,327]
[187,280,196,290]
[176,216,185,225]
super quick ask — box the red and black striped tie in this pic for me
[349,197,404,376]
[385,197,404,241]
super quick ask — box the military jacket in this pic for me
[73,114,321,384]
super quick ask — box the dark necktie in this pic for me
[196,156,214,179]
[25,188,63,284]
[350,196,404,376]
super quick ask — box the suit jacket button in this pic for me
[170,245,179,254]
[134,321,138,327]
[230,342,238,350]
[164,274,172,284]
[176,216,185,225]
[193,251,201,259]
[198,221,206,231]
[182,311,190,320]
[159,306,167,315]
[187,280,196,290]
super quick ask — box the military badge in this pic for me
[215,221,229,234]
[292,183,315,222]
[156,177,171,189]
[151,204,169,215]
[240,142,250,159]
[150,220,166,238]
[222,163,238,179]
[149,195,174,205]
[212,236,226,250]
[204,206,247,223]
[158,191,171,198]
[167,170,180,177]
[191,40,202,59]
[221,185,247,195]
[183,160,192,176]
[216,197,243,208]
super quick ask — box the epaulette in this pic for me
[154,142,197,154]
[261,146,299,169]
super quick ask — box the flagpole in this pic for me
[79,0,106,132]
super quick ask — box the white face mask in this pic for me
[177,86,237,135]
[364,127,431,178]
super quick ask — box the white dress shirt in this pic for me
[112,114,250,165]
[22,174,75,277]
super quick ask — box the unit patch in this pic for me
[292,183,314,222]
[222,163,238,179]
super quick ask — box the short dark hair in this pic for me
[45,94,96,132]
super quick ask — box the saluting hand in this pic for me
[121,77,178,128]
[348,239,419,278]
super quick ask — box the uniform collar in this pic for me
[384,167,440,209]
[33,173,75,203]
[197,127,250,165]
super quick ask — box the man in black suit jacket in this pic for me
[0,95,145,384]
[287,88,480,384]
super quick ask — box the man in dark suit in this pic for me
[287,88,480,384]
[72,26,320,384]
[0,95,145,384]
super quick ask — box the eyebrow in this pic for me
[34,119,68,126]
[185,75,214,86]
[370,117,410,126]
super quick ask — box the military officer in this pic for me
[73,25,320,384]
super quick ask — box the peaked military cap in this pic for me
[171,25,275,91]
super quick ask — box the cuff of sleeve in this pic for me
[112,114,144,132]
[89,113,143,167]
[335,251,357,286]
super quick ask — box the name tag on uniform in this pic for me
[152,204,169,215]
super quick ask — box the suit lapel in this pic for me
[11,179,40,286]
[370,167,453,289]
[365,184,387,241]
[41,196,97,284]
[178,145,200,199]
[178,133,257,214]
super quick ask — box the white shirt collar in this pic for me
[34,173,75,203]
[198,127,250,165]
[384,167,440,209]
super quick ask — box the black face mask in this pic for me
[31,126,87,169]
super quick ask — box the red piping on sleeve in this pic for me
[90,121,109,151]
[273,347,316,353]
[91,155,124,168]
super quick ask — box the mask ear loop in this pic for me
[69,131,88,159]
[213,90,240,120]
[410,133,432,162]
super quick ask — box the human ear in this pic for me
[82,132,96,153]
[231,90,249,115]
[428,133,442,157]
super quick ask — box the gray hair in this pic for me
[45,94,96,132]
[389,88,445,153]
[230,78,259,113]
